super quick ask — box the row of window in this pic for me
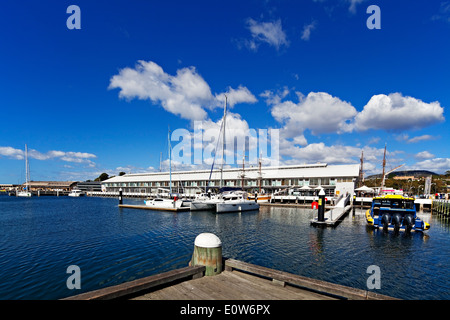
[104,177,354,188]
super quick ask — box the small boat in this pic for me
[247,194,271,203]
[68,189,84,197]
[145,197,191,209]
[365,195,430,233]
[215,191,260,213]
[17,144,32,198]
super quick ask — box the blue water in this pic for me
[0,195,449,300]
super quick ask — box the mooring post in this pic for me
[353,194,356,214]
[318,189,325,222]
[119,188,123,205]
[190,233,222,276]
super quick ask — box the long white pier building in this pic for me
[101,163,359,198]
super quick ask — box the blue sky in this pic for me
[1,0,449,184]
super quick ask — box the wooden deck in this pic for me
[63,259,397,301]
[132,270,334,300]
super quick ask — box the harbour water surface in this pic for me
[0,195,448,300]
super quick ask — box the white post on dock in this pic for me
[190,233,222,276]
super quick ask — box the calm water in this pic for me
[0,195,449,300]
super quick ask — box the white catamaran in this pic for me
[189,96,260,213]
[17,144,32,197]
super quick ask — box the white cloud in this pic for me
[0,146,97,164]
[0,146,24,160]
[432,1,450,23]
[395,134,438,144]
[109,60,257,121]
[281,142,361,164]
[354,93,444,131]
[348,0,365,13]
[215,86,257,108]
[415,151,435,160]
[109,61,211,121]
[408,158,450,174]
[194,112,259,165]
[301,21,317,41]
[245,18,289,51]
[269,91,357,139]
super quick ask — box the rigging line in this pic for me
[207,114,225,187]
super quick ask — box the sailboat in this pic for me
[190,96,260,213]
[144,128,191,209]
[17,144,32,197]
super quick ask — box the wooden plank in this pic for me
[223,271,306,300]
[225,259,397,300]
[182,276,236,300]
[133,271,337,300]
[230,270,335,300]
[63,266,205,300]
[208,272,271,300]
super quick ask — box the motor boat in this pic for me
[215,191,260,213]
[365,194,430,233]
[68,189,84,197]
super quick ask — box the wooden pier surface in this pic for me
[64,259,397,301]
[133,269,334,300]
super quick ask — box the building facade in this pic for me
[21,181,77,191]
[102,163,359,197]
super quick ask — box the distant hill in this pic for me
[366,170,438,180]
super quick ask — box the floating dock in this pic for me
[310,195,352,227]
[63,258,396,300]
[118,204,190,212]
[310,205,352,227]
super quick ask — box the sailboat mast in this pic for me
[25,144,29,191]
[220,95,227,189]
[380,143,387,194]
[241,153,245,190]
[168,127,172,195]
[359,150,364,188]
[258,152,262,193]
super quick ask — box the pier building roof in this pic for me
[103,163,360,184]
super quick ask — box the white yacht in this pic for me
[68,189,84,197]
[215,191,260,213]
[145,197,191,209]
[17,144,32,198]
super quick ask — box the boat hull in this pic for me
[68,191,84,197]
[17,192,32,197]
[190,201,217,211]
[145,198,190,209]
[216,201,260,213]
[365,195,430,232]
